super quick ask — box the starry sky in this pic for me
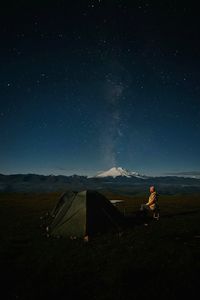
[0,1,200,176]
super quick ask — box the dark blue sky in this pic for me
[0,1,200,176]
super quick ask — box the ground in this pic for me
[0,192,200,300]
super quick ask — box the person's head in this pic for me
[150,186,155,193]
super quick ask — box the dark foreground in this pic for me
[0,192,200,300]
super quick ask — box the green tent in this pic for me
[49,190,123,238]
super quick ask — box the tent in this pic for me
[48,190,123,238]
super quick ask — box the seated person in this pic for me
[140,186,159,220]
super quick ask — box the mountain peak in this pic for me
[94,167,146,179]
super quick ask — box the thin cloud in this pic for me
[165,171,200,176]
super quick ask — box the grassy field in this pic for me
[0,192,200,300]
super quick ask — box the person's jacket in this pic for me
[146,191,159,210]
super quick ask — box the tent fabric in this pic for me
[49,190,123,238]
[50,190,77,217]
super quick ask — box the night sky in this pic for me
[0,1,200,176]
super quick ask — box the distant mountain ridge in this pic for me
[0,170,200,193]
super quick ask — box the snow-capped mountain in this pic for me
[94,167,147,179]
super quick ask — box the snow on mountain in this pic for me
[94,167,147,179]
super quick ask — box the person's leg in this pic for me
[140,204,149,211]
[140,204,151,225]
